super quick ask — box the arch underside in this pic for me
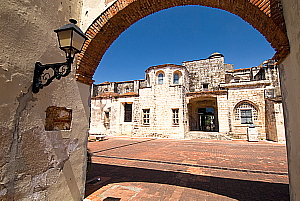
[76,0,289,85]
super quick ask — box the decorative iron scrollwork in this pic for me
[32,57,73,93]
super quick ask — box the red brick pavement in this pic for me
[85,137,289,200]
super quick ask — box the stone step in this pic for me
[186,131,232,140]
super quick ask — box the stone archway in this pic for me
[76,0,289,85]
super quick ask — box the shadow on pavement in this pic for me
[85,163,289,200]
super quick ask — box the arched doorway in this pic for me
[76,0,289,85]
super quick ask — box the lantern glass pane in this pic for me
[57,30,72,48]
[72,31,85,52]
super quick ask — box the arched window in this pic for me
[234,102,258,124]
[158,73,164,84]
[173,73,179,84]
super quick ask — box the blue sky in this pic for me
[94,5,275,84]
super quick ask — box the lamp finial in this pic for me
[69,19,77,24]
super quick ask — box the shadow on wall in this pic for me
[85,163,289,200]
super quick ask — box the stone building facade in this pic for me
[3,0,300,199]
[90,53,285,141]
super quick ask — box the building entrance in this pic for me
[188,97,219,132]
[198,108,215,131]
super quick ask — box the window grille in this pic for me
[172,109,179,125]
[143,109,150,125]
[174,73,179,84]
[235,102,258,123]
[240,109,253,124]
[158,73,164,84]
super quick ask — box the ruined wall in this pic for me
[89,96,136,136]
[93,80,146,96]
[0,1,90,200]
[182,54,233,92]
[280,1,300,199]
[231,68,252,82]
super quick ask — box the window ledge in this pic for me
[234,125,262,127]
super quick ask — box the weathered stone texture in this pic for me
[265,99,285,142]
[183,53,233,92]
[90,54,284,141]
[228,88,266,139]
[0,1,89,201]
[91,65,189,138]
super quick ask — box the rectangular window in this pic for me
[124,103,132,122]
[104,112,109,124]
[143,109,150,125]
[241,109,253,124]
[172,109,179,125]
[203,84,208,91]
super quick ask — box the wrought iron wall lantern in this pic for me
[32,19,88,93]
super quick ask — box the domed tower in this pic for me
[208,52,225,59]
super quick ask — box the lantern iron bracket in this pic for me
[32,57,73,93]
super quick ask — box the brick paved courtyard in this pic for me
[84,137,289,200]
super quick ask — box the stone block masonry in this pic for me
[90,54,284,141]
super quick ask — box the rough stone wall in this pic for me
[93,79,147,96]
[226,86,267,139]
[254,62,280,87]
[91,58,284,141]
[90,65,190,139]
[273,101,285,142]
[265,99,277,141]
[134,65,189,138]
[182,55,233,92]
[0,1,89,200]
[265,99,285,142]
[217,94,230,133]
[135,85,187,139]
[231,68,252,82]
[89,97,136,136]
